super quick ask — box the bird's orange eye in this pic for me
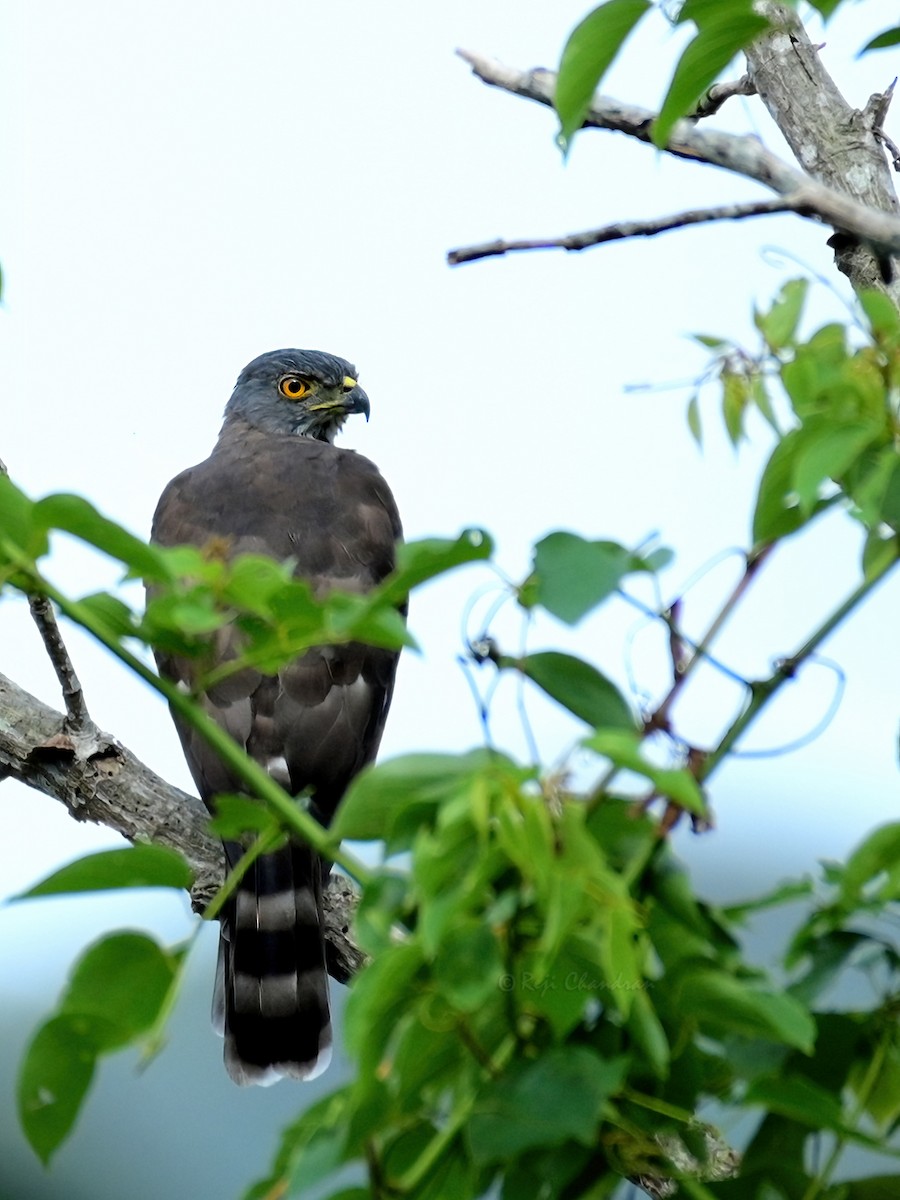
[278,376,312,400]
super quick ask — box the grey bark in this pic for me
[744,1,900,301]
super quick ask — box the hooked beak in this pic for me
[342,383,370,422]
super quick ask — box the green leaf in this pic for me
[860,288,900,347]
[587,730,707,815]
[627,987,670,1078]
[852,1040,900,1129]
[879,460,900,530]
[744,1074,846,1130]
[792,421,880,514]
[220,554,295,611]
[518,651,636,730]
[752,374,781,435]
[17,1014,97,1164]
[686,394,703,447]
[208,794,280,838]
[242,1088,352,1200]
[77,591,138,639]
[34,493,168,580]
[653,12,769,147]
[721,878,814,923]
[861,27,900,52]
[0,473,47,566]
[17,844,193,898]
[692,333,729,350]
[755,279,809,351]
[753,430,807,544]
[525,531,649,624]
[432,920,504,1012]
[333,749,521,845]
[788,932,884,1005]
[328,598,414,653]
[839,821,900,902]
[806,0,842,18]
[60,932,181,1049]
[677,969,816,1052]
[555,0,651,147]
[383,529,492,601]
[343,942,424,1075]
[721,367,749,446]
[467,1048,627,1163]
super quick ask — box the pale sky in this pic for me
[1,2,898,1196]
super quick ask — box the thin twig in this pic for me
[690,74,757,120]
[648,544,774,733]
[4,456,92,735]
[27,595,92,733]
[698,549,898,782]
[448,199,802,265]
[453,50,900,258]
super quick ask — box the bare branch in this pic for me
[0,669,362,979]
[27,595,91,733]
[448,199,803,265]
[691,74,756,120]
[455,49,900,282]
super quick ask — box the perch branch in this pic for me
[448,199,803,265]
[0,669,363,983]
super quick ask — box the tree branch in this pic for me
[27,595,91,733]
[454,49,900,287]
[743,2,900,298]
[0,669,363,982]
[448,199,804,265]
[690,74,757,120]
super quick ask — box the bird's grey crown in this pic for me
[223,348,366,442]
[237,348,358,391]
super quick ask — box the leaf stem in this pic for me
[202,825,286,922]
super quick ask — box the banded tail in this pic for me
[213,841,332,1086]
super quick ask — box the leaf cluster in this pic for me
[241,764,900,1199]
[689,283,900,578]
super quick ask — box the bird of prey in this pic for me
[149,349,402,1084]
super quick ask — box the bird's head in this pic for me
[223,349,370,441]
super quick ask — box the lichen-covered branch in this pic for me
[743,1,900,299]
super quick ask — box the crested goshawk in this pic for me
[149,349,402,1084]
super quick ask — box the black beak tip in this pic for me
[349,386,371,421]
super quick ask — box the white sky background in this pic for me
[0,2,898,1196]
